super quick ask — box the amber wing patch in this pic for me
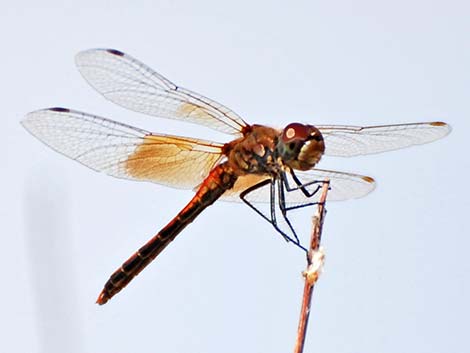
[125,134,223,189]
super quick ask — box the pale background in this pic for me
[1,1,469,353]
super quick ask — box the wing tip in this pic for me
[75,48,124,66]
[25,107,71,117]
[21,110,48,139]
[20,115,30,130]
[76,48,124,58]
[358,175,376,199]
[22,107,73,130]
[430,121,452,136]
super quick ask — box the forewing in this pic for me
[221,168,375,205]
[75,49,248,135]
[318,122,451,157]
[22,108,223,189]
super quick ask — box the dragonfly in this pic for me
[22,49,451,305]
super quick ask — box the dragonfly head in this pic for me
[277,123,325,170]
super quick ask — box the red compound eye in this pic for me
[282,123,310,143]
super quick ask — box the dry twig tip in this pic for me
[293,180,330,353]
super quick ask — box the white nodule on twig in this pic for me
[303,247,326,285]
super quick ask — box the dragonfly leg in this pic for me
[276,178,329,255]
[273,174,331,253]
[280,173,330,212]
[240,179,307,252]
[239,178,272,224]
[276,178,300,244]
[281,169,330,198]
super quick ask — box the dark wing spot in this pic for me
[50,107,70,113]
[362,176,375,183]
[430,121,447,127]
[107,49,125,56]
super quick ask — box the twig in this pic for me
[293,180,329,353]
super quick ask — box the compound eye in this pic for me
[282,123,310,143]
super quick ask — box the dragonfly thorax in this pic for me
[276,123,325,171]
[225,124,280,175]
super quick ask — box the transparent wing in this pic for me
[221,168,376,205]
[75,49,248,135]
[289,168,376,202]
[22,108,223,189]
[318,122,451,157]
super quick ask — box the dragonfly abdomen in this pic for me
[97,164,237,304]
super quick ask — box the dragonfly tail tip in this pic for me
[96,291,109,305]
